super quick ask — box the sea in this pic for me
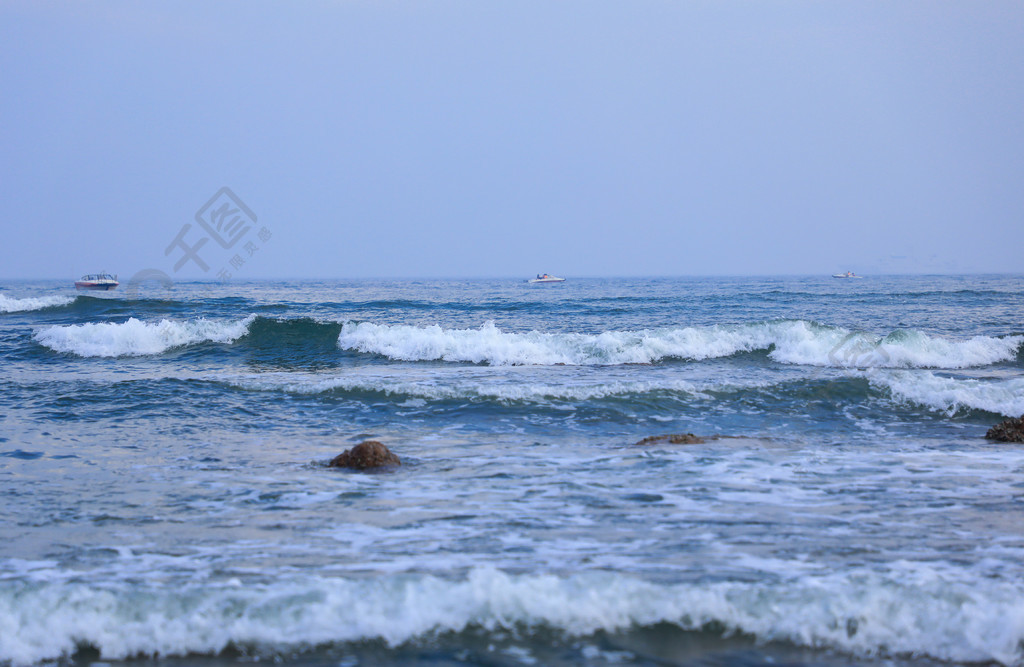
[1,275,1023,667]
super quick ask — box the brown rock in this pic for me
[985,416,1024,443]
[328,440,401,469]
[633,433,706,446]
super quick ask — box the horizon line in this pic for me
[3,271,1023,283]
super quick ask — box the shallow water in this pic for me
[1,275,1023,666]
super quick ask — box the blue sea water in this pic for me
[1,275,1023,666]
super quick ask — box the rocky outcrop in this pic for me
[986,416,1024,443]
[328,440,401,469]
[633,433,706,446]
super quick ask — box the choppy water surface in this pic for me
[1,275,1023,666]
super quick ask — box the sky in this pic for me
[1,1,1022,280]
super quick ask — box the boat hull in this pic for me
[75,282,119,291]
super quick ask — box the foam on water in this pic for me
[33,315,255,357]
[6,278,1024,667]
[876,330,1024,370]
[225,372,721,402]
[873,370,1024,417]
[0,294,75,313]
[337,320,1022,369]
[1,566,1022,666]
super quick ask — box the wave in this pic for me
[33,316,255,357]
[872,370,1024,417]
[245,316,343,346]
[1,566,1021,666]
[227,373,716,402]
[0,294,76,313]
[26,315,1024,368]
[226,368,1024,419]
[337,320,1023,368]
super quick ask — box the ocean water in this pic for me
[1,275,1023,667]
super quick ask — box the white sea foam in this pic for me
[1,566,1022,666]
[878,330,1024,370]
[0,294,75,313]
[337,320,1023,369]
[873,371,1024,417]
[227,372,713,402]
[335,320,804,365]
[33,315,255,357]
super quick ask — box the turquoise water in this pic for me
[1,275,1023,666]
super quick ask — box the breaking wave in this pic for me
[226,373,715,402]
[873,370,1024,417]
[1,566,1022,666]
[0,294,75,313]
[336,320,1023,369]
[26,315,1024,368]
[33,315,255,357]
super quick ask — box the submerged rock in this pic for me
[633,433,706,446]
[985,416,1024,443]
[328,440,401,469]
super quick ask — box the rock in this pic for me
[328,440,401,469]
[985,416,1024,443]
[633,433,706,446]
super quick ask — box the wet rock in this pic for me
[633,433,706,446]
[328,440,401,469]
[985,416,1024,443]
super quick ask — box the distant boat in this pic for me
[832,271,862,279]
[528,273,565,284]
[75,273,119,291]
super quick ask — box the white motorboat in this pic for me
[75,273,119,290]
[528,273,566,284]
[832,271,862,279]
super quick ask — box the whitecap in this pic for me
[336,320,1022,369]
[0,293,75,313]
[33,315,255,357]
[1,566,1022,665]
[228,373,712,402]
[872,370,1024,417]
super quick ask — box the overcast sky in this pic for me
[2,1,1022,280]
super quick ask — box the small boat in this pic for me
[75,273,119,290]
[528,273,566,284]
[832,271,862,279]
